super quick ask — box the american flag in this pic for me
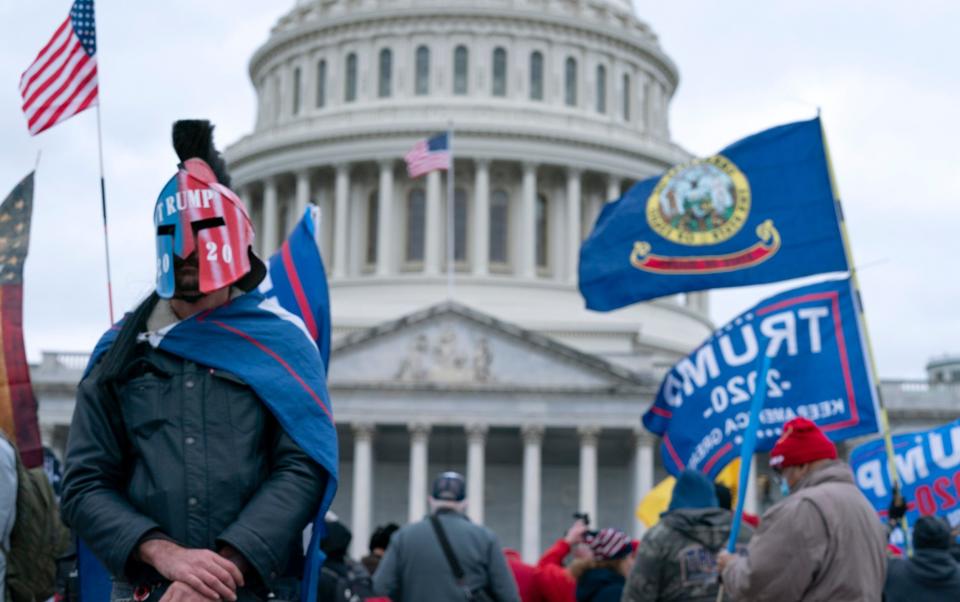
[405,132,451,178]
[20,0,99,136]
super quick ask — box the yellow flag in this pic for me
[635,476,676,528]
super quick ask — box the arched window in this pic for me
[535,193,549,268]
[379,48,392,98]
[454,187,468,262]
[595,65,606,114]
[454,45,469,95]
[489,189,509,264]
[565,57,577,107]
[292,66,302,115]
[316,60,327,108]
[345,53,358,102]
[622,73,631,121]
[366,190,378,265]
[406,188,426,262]
[415,46,430,95]
[492,47,507,97]
[529,52,544,100]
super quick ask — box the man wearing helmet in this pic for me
[61,121,333,602]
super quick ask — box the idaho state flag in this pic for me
[0,172,41,467]
[579,118,848,310]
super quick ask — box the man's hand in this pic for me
[139,540,245,601]
[565,520,589,545]
[158,581,218,602]
[716,550,735,572]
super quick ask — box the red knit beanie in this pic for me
[769,417,837,470]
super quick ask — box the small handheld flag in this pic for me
[405,132,450,178]
[20,0,99,136]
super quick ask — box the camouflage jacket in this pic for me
[622,508,751,602]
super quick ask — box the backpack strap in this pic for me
[429,515,466,584]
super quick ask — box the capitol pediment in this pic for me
[329,301,649,392]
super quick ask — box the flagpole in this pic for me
[445,122,455,300]
[819,114,908,548]
[91,1,115,326]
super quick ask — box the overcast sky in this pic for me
[1,1,957,378]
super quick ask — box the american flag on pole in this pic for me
[20,0,99,136]
[405,132,451,178]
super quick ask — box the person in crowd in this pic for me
[373,471,519,602]
[361,524,399,576]
[717,417,886,601]
[714,483,758,528]
[0,435,16,602]
[503,549,538,602]
[884,515,960,601]
[61,121,330,602]
[571,528,635,602]
[318,516,377,602]
[535,518,593,602]
[623,469,751,601]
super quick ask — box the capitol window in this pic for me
[379,48,392,98]
[490,189,509,265]
[492,47,507,97]
[529,51,544,101]
[622,73,630,121]
[536,193,549,269]
[454,45,469,95]
[565,57,578,107]
[415,46,430,95]
[454,187,469,262]
[406,188,426,264]
[345,53,358,102]
[366,190,378,266]
[292,66,302,115]
[596,64,606,114]
[316,60,327,108]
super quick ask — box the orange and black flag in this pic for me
[0,172,41,468]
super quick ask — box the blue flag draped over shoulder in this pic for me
[643,278,879,479]
[851,419,960,534]
[579,117,849,310]
[260,206,331,370]
[79,291,337,602]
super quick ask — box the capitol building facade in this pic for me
[31,0,960,565]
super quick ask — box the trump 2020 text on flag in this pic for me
[20,0,99,136]
[579,117,848,311]
[0,173,43,468]
[851,419,960,537]
[643,278,880,480]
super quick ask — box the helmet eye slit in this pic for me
[191,217,226,234]
[157,224,175,236]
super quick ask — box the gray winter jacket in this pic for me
[0,437,16,602]
[372,509,520,602]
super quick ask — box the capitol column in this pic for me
[333,164,350,278]
[578,426,599,525]
[520,163,538,279]
[408,423,432,523]
[294,169,311,228]
[632,429,655,538]
[262,176,279,256]
[425,171,442,275]
[350,423,375,560]
[376,160,394,276]
[521,425,544,563]
[566,168,582,283]
[466,423,488,525]
[473,160,490,276]
[606,174,621,203]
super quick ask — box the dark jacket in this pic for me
[60,341,326,587]
[885,548,960,601]
[576,567,624,602]
[372,509,520,602]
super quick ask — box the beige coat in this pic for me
[722,460,886,601]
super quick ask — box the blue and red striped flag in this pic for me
[405,132,450,178]
[20,0,99,135]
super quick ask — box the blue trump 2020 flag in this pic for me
[643,278,879,479]
[580,117,849,310]
[851,419,960,535]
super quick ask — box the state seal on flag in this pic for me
[646,155,750,246]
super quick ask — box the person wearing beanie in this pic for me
[570,528,635,602]
[318,518,380,602]
[623,469,752,601]
[361,523,399,576]
[373,471,520,602]
[884,515,960,601]
[717,417,887,601]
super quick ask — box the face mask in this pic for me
[780,479,791,497]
